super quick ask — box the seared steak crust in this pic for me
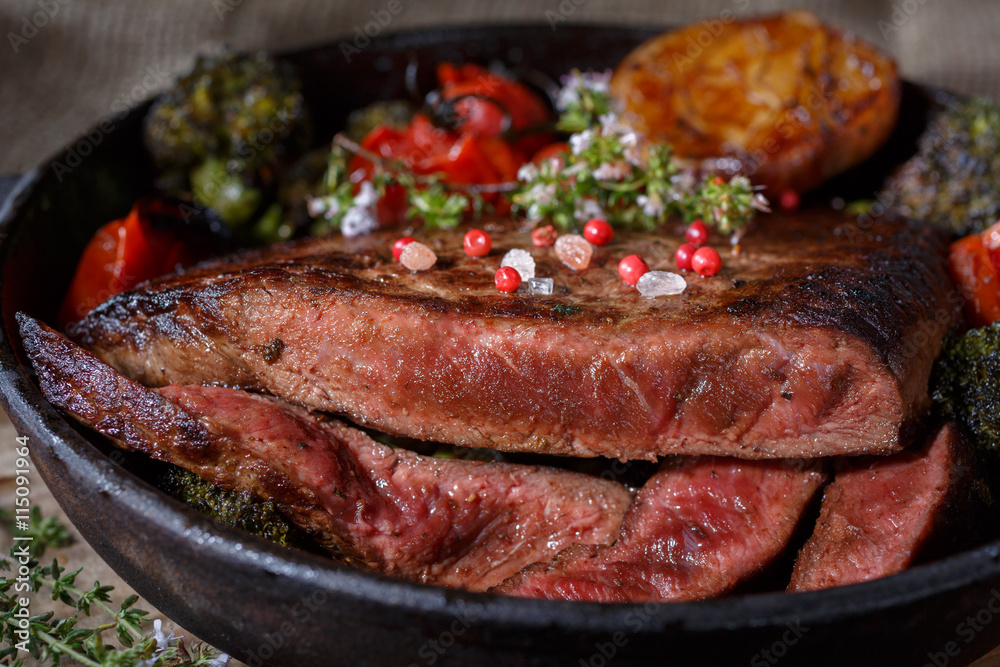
[494,457,826,602]
[788,423,991,592]
[71,208,957,460]
[20,314,631,591]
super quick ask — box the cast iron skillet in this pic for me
[3,24,1000,667]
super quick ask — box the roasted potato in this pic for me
[610,10,901,193]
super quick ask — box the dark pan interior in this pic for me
[2,24,1000,667]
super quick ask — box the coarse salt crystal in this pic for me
[554,234,593,270]
[501,248,536,281]
[525,277,554,295]
[636,271,686,297]
[399,241,437,271]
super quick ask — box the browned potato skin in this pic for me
[611,11,901,193]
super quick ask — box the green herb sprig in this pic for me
[0,509,228,666]
[308,69,768,238]
[554,69,615,134]
[308,135,510,235]
[514,107,769,236]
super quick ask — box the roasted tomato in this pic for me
[531,142,570,168]
[58,199,222,326]
[436,62,553,156]
[350,114,524,224]
[949,226,1000,328]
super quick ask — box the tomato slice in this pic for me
[949,233,1000,328]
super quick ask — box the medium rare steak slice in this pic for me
[493,456,825,601]
[788,423,992,592]
[71,208,957,460]
[20,314,631,592]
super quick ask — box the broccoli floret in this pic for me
[143,50,309,234]
[932,323,1000,455]
[144,50,307,173]
[155,465,314,549]
[883,96,1000,236]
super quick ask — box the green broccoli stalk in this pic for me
[154,465,317,551]
[143,50,310,240]
[932,323,1000,458]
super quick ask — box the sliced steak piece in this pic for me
[493,457,825,602]
[70,208,957,461]
[20,314,631,592]
[788,422,992,592]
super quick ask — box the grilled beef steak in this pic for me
[20,314,632,591]
[494,456,826,602]
[69,208,957,461]
[788,422,992,592]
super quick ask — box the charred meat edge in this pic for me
[19,313,632,592]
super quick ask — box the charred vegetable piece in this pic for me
[190,157,262,227]
[143,50,309,234]
[609,10,901,194]
[155,465,316,549]
[883,96,1000,236]
[932,323,1000,458]
[144,50,307,174]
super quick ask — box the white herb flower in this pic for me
[569,129,594,155]
[638,191,666,218]
[307,195,340,220]
[352,180,379,208]
[341,206,378,237]
[620,131,644,167]
[574,197,605,222]
[517,163,539,182]
[670,170,697,199]
[752,192,772,212]
[556,69,612,111]
[527,182,557,206]
[598,112,622,135]
[139,620,179,667]
[593,161,631,181]
[341,181,379,237]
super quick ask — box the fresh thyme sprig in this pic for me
[308,69,768,238]
[554,69,615,134]
[308,135,513,234]
[513,112,768,235]
[0,509,228,666]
